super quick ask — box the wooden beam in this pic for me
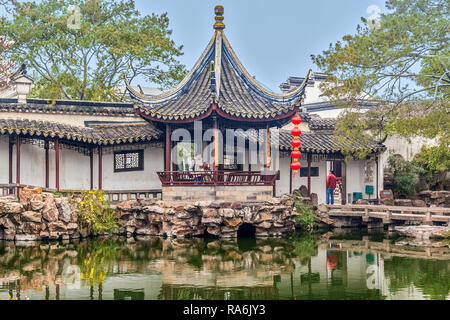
[98,146,103,190]
[45,140,49,189]
[16,136,20,196]
[55,138,60,191]
[307,153,312,197]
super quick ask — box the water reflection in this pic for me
[0,233,448,300]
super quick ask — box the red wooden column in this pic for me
[98,146,103,190]
[44,140,49,189]
[15,136,21,196]
[307,153,312,197]
[213,116,219,183]
[266,124,271,168]
[289,157,293,194]
[8,137,13,184]
[55,138,60,191]
[90,148,93,190]
[165,124,171,172]
[376,156,379,201]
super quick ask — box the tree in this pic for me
[387,155,420,196]
[0,0,187,101]
[311,0,449,157]
[413,145,450,190]
[0,35,15,88]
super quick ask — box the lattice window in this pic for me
[114,150,144,172]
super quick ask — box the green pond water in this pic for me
[0,231,449,300]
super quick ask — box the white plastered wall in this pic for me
[344,158,383,203]
[59,148,91,190]
[276,154,328,204]
[0,136,9,184]
[93,145,164,191]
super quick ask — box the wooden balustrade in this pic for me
[157,171,278,187]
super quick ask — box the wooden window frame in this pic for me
[300,167,319,177]
[114,150,144,173]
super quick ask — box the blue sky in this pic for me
[134,0,387,92]
[0,0,387,92]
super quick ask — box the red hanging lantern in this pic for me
[291,149,301,160]
[291,138,301,149]
[291,127,302,137]
[291,115,302,177]
[291,114,302,125]
[291,161,301,171]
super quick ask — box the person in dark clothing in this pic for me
[326,170,337,205]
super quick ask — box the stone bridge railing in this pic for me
[317,204,450,228]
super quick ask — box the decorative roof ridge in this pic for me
[221,34,311,103]
[90,122,151,129]
[0,118,162,146]
[125,33,217,103]
[0,117,93,130]
[24,98,134,107]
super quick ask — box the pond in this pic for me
[0,231,449,300]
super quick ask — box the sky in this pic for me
[0,0,388,93]
[133,0,387,92]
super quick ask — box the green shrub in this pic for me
[73,190,120,235]
[387,155,420,196]
[294,201,316,231]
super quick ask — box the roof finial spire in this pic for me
[214,5,225,30]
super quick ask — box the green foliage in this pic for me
[312,0,450,158]
[387,155,420,196]
[74,190,120,235]
[384,257,450,300]
[412,144,450,189]
[294,201,316,232]
[413,145,450,174]
[294,234,318,262]
[0,0,187,100]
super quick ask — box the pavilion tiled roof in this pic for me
[125,7,311,122]
[0,119,161,145]
[0,98,136,117]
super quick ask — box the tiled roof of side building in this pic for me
[308,117,337,130]
[0,98,136,116]
[0,118,162,145]
[278,131,385,154]
[233,129,385,154]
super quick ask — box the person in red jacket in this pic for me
[326,170,337,205]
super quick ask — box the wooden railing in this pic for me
[326,204,450,223]
[0,184,16,197]
[0,184,162,203]
[157,171,279,187]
